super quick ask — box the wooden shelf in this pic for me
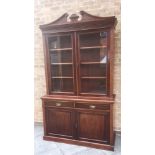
[80,46,107,50]
[80,62,106,64]
[51,91,74,94]
[80,92,107,95]
[81,76,106,79]
[50,48,72,51]
[52,77,73,79]
[51,63,73,65]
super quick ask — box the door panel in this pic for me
[46,107,74,138]
[46,33,76,95]
[77,30,110,96]
[77,110,110,144]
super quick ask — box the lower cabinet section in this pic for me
[42,99,114,150]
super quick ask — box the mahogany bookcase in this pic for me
[40,11,117,151]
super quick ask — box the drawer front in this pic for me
[75,102,110,110]
[45,101,74,108]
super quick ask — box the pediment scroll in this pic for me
[40,11,116,30]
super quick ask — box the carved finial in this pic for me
[67,12,82,22]
[70,14,79,22]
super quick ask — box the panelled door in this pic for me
[45,107,75,139]
[76,109,110,144]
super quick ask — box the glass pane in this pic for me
[50,50,72,63]
[48,35,74,93]
[52,78,73,92]
[79,32,107,47]
[81,79,106,94]
[79,31,108,95]
[80,48,107,63]
[48,35,71,49]
[51,65,73,77]
[80,64,106,77]
[51,62,74,92]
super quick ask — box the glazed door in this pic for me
[45,107,74,139]
[76,110,110,144]
[46,33,76,95]
[77,30,110,96]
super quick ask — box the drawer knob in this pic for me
[56,103,62,106]
[89,105,96,109]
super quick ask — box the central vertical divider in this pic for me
[57,36,63,91]
[71,33,76,95]
[74,32,80,96]
[74,31,79,139]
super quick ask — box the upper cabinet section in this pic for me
[40,11,117,96]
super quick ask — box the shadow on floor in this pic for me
[34,124,121,155]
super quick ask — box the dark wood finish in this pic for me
[40,11,116,33]
[45,100,74,108]
[42,35,50,94]
[75,102,110,110]
[76,110,110,144]
[41,95,115,103]
[40,11,116,150]
[45,107,75,139]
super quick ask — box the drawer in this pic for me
[45,101,74,108]
[75,102,110,110]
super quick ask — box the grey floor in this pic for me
[34,125,121,155]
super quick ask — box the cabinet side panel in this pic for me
[110,103,114,145]
[109,28,115,96]
[42,34,51,94]
[42,100,47,136]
